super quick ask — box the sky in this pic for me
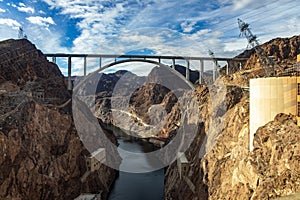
[0,0,299,75]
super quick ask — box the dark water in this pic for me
[107,126,164,200]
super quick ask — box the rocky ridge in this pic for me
[223,34,300,87]
[0,39,118,199]
[164,34,300,199]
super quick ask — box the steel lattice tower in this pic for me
[238,18,276,77]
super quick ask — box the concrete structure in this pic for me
[249,77,298,151]
[177,152,189,179]
[74,193,102,200]
[85,148,106,172]
[45,53,247,90]
[32,89,45,100]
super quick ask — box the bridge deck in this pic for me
[44,53,248,90]
[45,53,247,61]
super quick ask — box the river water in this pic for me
[106,126,164,200]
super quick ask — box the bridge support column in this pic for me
[158,57,161,63]
[84,57,87,76]
[213,60,217,82]
[68,56,72,91]
[99,57,102,68]
[52,57,56,63]
[172,59,175,69]
[199,59,204,84]
[226,60,229,75]
[186,60,190,81]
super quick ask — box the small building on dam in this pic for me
[249,55,300,151]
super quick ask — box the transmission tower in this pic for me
[18,27,24,39]
[18,27,28,39]
[208,50,220,81]
[238,18,277,77]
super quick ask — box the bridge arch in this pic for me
[45,53,248,91]
[73,58,195,92]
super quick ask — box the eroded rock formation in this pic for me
[164,34,300,200]
[0,39,118,199]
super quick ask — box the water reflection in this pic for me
[104,125,164,200]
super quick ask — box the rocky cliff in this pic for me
[165,85,300,200]
[238,34,300,69]
[222,34,300,87]
[0,39,69,102]
[0,39,118,199]
[164,34,300,200]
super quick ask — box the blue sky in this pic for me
[0,0,299,75]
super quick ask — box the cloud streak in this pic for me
[0,18,21,28]
[26,16,55,27]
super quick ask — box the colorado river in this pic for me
[106,125,164,200]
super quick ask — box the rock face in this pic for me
[94,70,146,124]
[94,66,183,138]
[164,34,300,200]
[0,39,118,199]
[0,39,69,102]
[164,84,247,199]
[221,34,300,87]
[228,34,300,73]
[165,84,300,200]
[250,113,300,199]
[129,83,177,125]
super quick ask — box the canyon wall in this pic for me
[0,39,118,199]
[165,34,300,200]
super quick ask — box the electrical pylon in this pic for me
[238,18,277,77]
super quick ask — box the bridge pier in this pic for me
[186,60,190,81]
[68,56,72,91]
[172,58,175,69]
[99,57,102,68]
[84,56,87,76]
[52,57,56,63]
[212,59,218,82]
[226,60,229,75]
[199,59,204,84]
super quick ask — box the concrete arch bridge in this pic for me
[45,53,246,90]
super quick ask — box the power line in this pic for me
[203,0,298,37]
[215,0,295,30]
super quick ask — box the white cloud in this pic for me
[232,0,254,10]
[26,16,55,27]
[0,8,5,13]
[38,10,46,14]
[0,18,21,28]
[19,2,26,7]
[10,2,35,14]
[24,25,69,54]
[181,21,197,33]
[18,6,35,14]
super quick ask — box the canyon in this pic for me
[0,34,300,199]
